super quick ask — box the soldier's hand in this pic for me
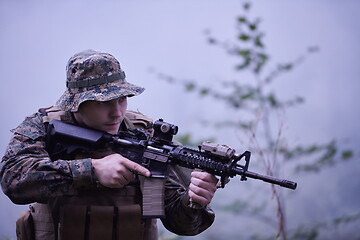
[92,153,151,188]
[188,171,218,207]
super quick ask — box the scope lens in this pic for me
[160,123,170,133]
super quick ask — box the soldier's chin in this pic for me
[104,125,120,134]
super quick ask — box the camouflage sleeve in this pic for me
[161,167,215,236]
[0,113,98,204]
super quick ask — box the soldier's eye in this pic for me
[118,97,126,103]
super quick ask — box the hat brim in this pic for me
[55,80,145,112]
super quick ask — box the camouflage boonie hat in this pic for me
[55,49,144,112]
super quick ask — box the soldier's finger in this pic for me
[191,177,217,193]
[122,160,151,177]
[188,188,209,207]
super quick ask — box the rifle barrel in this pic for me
[234,168,297,190]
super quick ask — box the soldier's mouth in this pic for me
[106,122,120,127]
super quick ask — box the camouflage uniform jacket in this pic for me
[0,108,215,238]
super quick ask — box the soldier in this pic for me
[0,50,218,240]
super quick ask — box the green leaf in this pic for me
[237,16,247,23]
[254,53,268,73]
[241,92,254,100]
[279,63,293,71]
[295,164,320,173]
[254,35,264,48]
[249,23,257,31]
[185,82,196,91]
[235,57,251,70]
[267,94,278,107]
[341,150,353,159]
[238,50,250,57]
[243,2,251,11]
[258,53,268,62]
[295,96,305,104]
[207,37,216,44]
[290,226,319,240]
[239,34,250,41]
[333,212,360,225]
[199,88,210,96]
[306,145,319,154]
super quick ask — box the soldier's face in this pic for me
[73,97,127,134]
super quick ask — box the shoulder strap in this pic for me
[125,110,153,129]
[38,106,69,124]
[124,110,154,136]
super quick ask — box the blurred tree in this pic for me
[154,2,356,240]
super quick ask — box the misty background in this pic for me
[1,0,359,239]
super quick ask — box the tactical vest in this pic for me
[16,107,158,240]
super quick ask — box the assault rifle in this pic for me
[46,119,297,218]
